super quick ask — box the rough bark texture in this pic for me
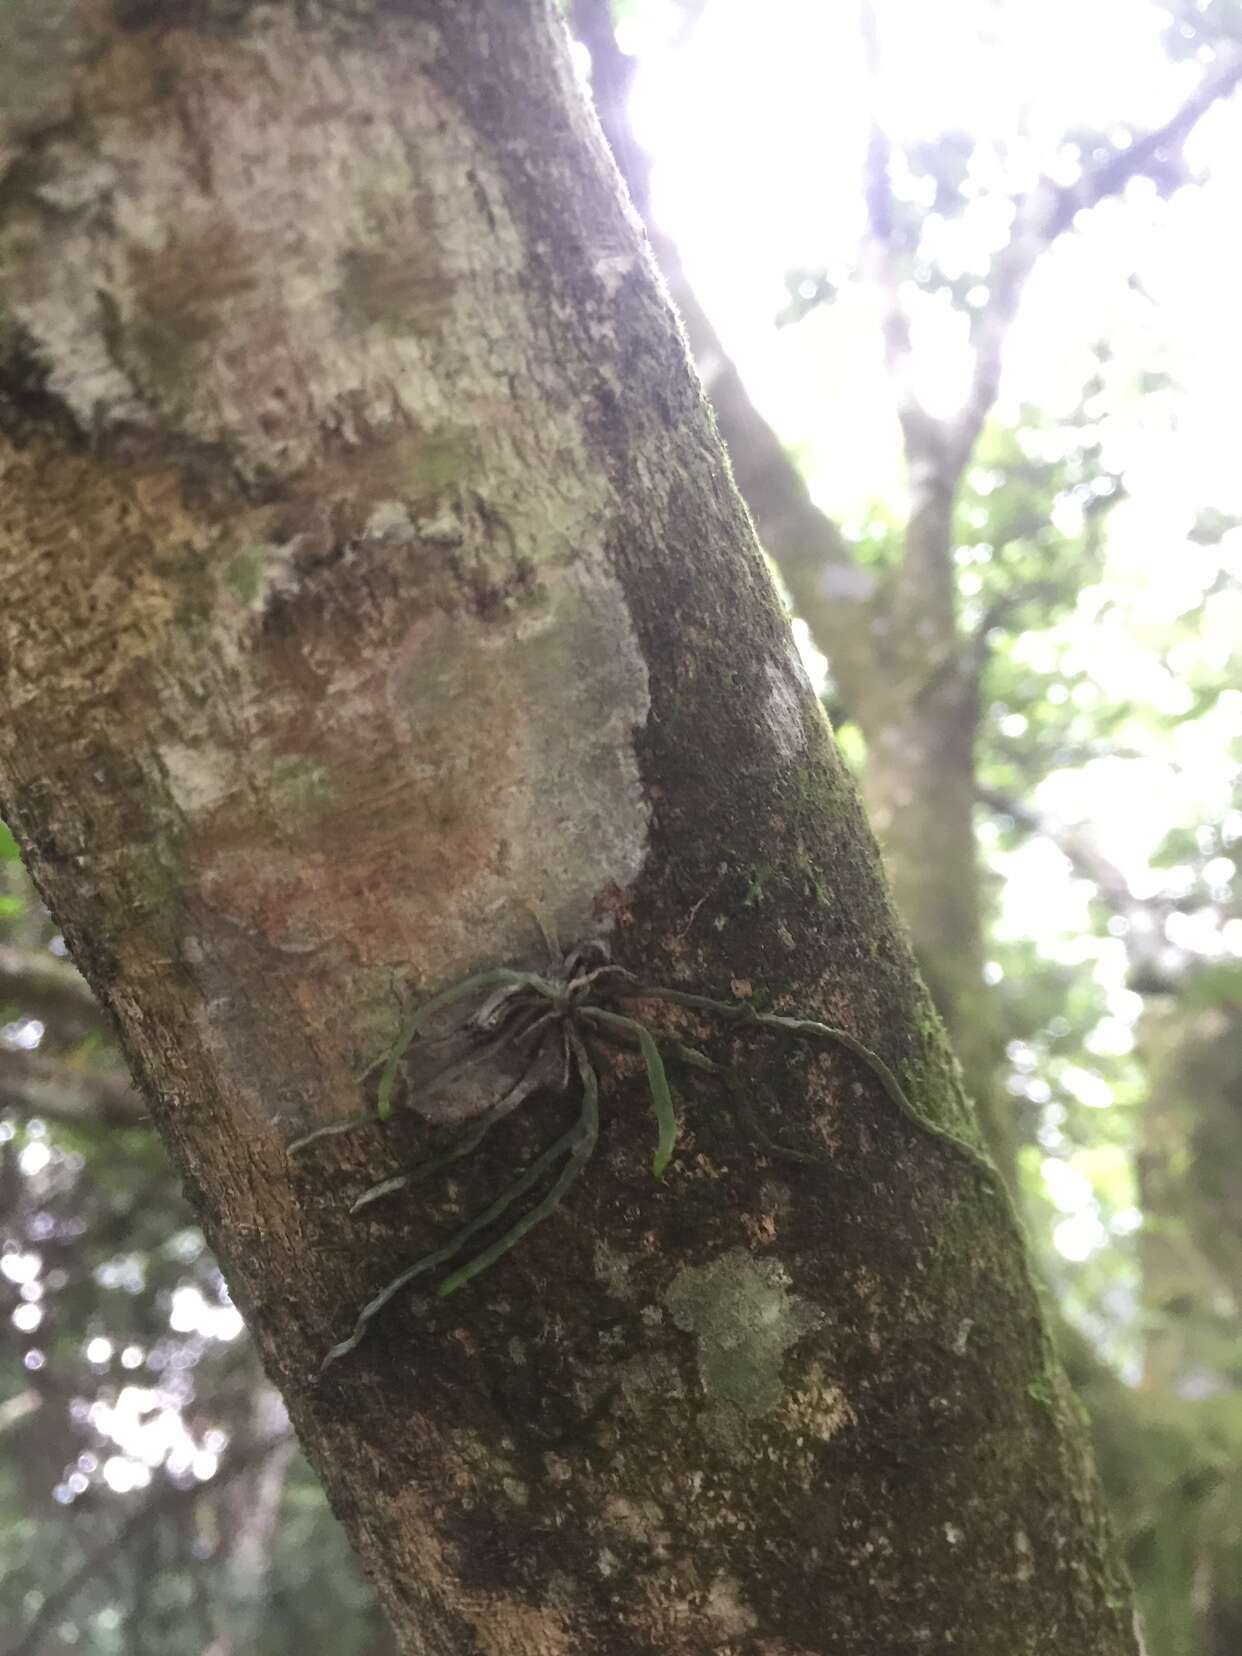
[1,4,1135,1653]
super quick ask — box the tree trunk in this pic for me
[0,4,1134,1652]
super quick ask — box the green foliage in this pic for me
[1181,962,1242,1011]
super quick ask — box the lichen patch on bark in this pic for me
[665,1248,824,1419]
[762,641,817,762]
[785,1361,856,1444]
[158,743,238,817]
[383,558,650,973]
[705,1572,760,1639]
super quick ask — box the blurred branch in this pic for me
[950,52,1242,473]
[0,944,107,1033]
[4,1436,292,1656]
[978,784,1139,912]
[978,785,1185,990]
[0,1047,148,1128]
[0,1388,42,1436]
[858,0,941,467]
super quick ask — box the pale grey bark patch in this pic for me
[384,561,650,970]
[3,14,483,465]
[785,1360,855,1444]
[1014,1528,1035,1583]
[704,1572,760,1638]
[159,743,238,816]
[762,641,819,763]
[0,10,599,490]
[665,1248,823,1418]
[593,1237,634,1296]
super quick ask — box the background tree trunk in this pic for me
[1,3,1135,1652]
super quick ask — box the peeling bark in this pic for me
[1,4,1136,1653]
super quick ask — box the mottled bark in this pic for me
[1,4,1135,1654]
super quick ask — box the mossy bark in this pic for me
[1,3,1135,1652]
